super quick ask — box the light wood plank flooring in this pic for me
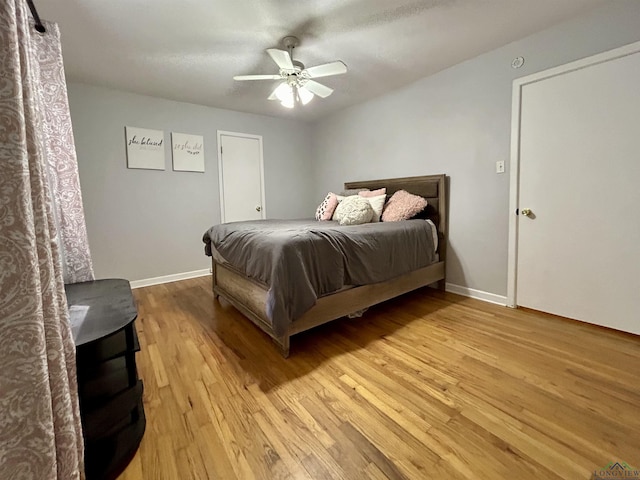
[119,276,640,480]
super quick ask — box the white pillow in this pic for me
[333,196,374,225]
[333,194,385,222]
[364,194,386,222]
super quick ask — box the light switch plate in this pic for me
[496,160,505,174]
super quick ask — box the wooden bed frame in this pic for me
[211,174,448,357]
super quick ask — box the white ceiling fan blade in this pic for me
[303,80,333,98]
[267,48,294,70]
[305,61,347,78]
[234,74,282,81]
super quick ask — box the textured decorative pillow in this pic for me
[333,195,374,225]
[359,188,386,198]
[315,192,339,221]
[363,194,386,222]
[332,194,349,220]
[382,190,428,222]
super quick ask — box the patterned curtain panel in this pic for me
[31,12,94,284]
[0,2,86,479]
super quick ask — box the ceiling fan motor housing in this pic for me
[284,60,307,87]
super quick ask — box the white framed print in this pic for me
[171,132,205,172]
[125,126,165,170]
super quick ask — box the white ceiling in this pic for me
[40,0,607,121]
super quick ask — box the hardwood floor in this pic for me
[118,276,640,480]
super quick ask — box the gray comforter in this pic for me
[203,219,436,336]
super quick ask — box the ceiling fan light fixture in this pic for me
[274,82,314,108]
[274,82,293,103]
[280,98,295,109]
[298,86,314,105]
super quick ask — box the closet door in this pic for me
[511,44,640,334]
[217,131,266,223]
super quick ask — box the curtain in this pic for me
[33,14,93,284]
[0,1,91,478]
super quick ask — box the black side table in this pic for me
[65,279,145,480]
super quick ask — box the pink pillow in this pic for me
[315,192,339,220]
[359,188,386,198]
[381,190,428,222]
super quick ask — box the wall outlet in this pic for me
[496,160,505,174]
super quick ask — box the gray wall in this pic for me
[68,83,314,282]
[311,1,640,297]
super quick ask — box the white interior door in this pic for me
[510,44,640,335]
[218,131,265,223]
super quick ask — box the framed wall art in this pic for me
[125,126,165,170]
[171,132,205,172]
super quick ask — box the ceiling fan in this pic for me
[233,36,347,108]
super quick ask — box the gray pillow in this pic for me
[333,196,374,225]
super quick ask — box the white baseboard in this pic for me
[445,283,507,306]
[130,269,210,289]
[129,272,505,305]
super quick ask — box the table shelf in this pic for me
[66,279,145,480]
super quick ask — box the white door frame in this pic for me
[507,40,640,308]
[216,130,267,223]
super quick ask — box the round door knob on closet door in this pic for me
[521,208,532,217]
[255,206,261,212]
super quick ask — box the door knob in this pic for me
[255,206,261,212]
[521,208,532,217]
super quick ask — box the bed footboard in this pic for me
[211,258,445,358]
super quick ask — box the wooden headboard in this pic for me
[344,174,448,259]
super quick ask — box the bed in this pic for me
[203,174,447,357]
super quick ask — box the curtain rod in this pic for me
[26,0,46,33]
